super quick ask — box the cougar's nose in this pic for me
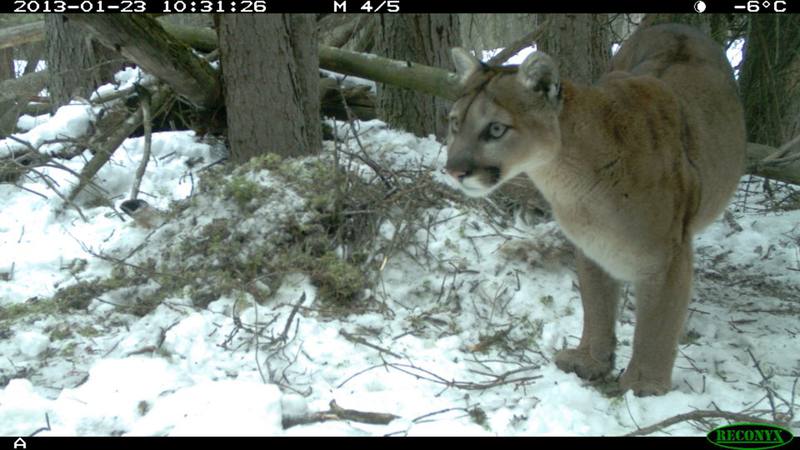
[445,152,475,182]
[447,169,466,181]
[446,168,472,182]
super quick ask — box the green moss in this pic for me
[223,175,262,209]
[27,148,447,320]
[76,325,101,337]
[60,341,78,357]
[246,153,284,171]
[52,275,131,312]
[469,407,488,428]
[309,253,367,305]
[48,324,73,341]
[65,259,88,275]
[472,328,511,353]
[272,251,366,306]
[0,300,59,323]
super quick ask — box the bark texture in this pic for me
[739,15,800,147]
[376,14,460,139]
[219,14,321,162]
[536,14,611,84]
[46,14,118,107]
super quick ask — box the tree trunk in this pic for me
[376,14,460,139]
[459,14,537,56]
[739,15,800,147]
[219,14,320,162]
[45,14,119,108]
[537,14,611,84]
[0,48,13,80]
[0,70,48,137]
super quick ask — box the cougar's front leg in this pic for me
[620,241,693,396]
[555,250,620,380]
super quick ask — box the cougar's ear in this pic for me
[518,51,562,106]
[451,47,481,84]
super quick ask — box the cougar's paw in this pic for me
[619,366,671,396]
[554,348,614,380]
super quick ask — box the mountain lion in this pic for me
[445,24,745,396]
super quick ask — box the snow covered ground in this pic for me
[0,70,798,437]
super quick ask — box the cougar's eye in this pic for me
[486,122,508,140]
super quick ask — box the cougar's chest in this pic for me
[551,201,657,282]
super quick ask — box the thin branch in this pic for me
[130,91,152,200]
[29,167,88,222]
[339,329,403,359]
[279,292,305,343]
[626,409,788,436]
[30,412,52,437]
[488,20,550,66]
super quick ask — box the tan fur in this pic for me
[446,24,745,396]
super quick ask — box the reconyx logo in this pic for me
[707,423,794,450]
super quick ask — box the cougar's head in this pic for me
[445,48,563,197]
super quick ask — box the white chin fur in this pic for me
[458,177,495,197]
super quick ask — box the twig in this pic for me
[335,84,395,192]
[624,395,640,431]
[253,291,267,385]
[279,292,305,342]
[339,329,402,359]
[129,91,152,200]
[336,362,387,389]
[29,167,88,222]
[626,409,786,436]
[11,183,48,200]
[747,348,778,419]
[488,20,550,66]
[30,412,51,436]
[386,361,542,391]
[67,85,172,203]
[412,407,469,424]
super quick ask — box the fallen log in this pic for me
[65,14,220,109]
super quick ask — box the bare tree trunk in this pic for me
[0,70,48,137]
[376,14,460,139]
[45,15,118,108]
[739,15,800,147]
[0,48,14,80]
[537,14,612,84]
[459,14,537,56]
[219,14,320,162]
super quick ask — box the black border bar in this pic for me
[0,436,721,448]
[4,0,799,14]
